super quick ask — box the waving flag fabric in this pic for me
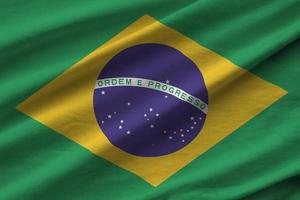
[1,1,300,200]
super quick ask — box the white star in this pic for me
[127,102,131,106]
[101,121,104,124]
[165,95,168,98]
[193,122,197,125]
[120,120,124,123]
[163,130,167,134]
[126,130,131,135]
[173,131,176,134]
[190,116,194,121]
[187,130,190,132]
[144,114,147,117]
[181,134,184,137]
[180,129,183,132]
[101,90,105,95]
[113,111,117,114]
[190,126,194,130]
[166,80,170,84]
[150,124,154,128]
[182,139,185,142]
[118,125,122,129]
[147,118,150,121]
[149,108,153,112]
[169,136,173,140]
[199,117,202,120]
[155,113,159,117]
[108,114,112,119]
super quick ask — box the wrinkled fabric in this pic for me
[0,0,300,199]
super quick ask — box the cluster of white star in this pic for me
[143,107,160,128]
[139,103,203,143]
[101,99,132,135]
[162,115,203,143]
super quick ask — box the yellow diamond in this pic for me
[17,15,287,186]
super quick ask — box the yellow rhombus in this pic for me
[17,15,287,186]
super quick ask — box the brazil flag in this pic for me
[1,1,300,199]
